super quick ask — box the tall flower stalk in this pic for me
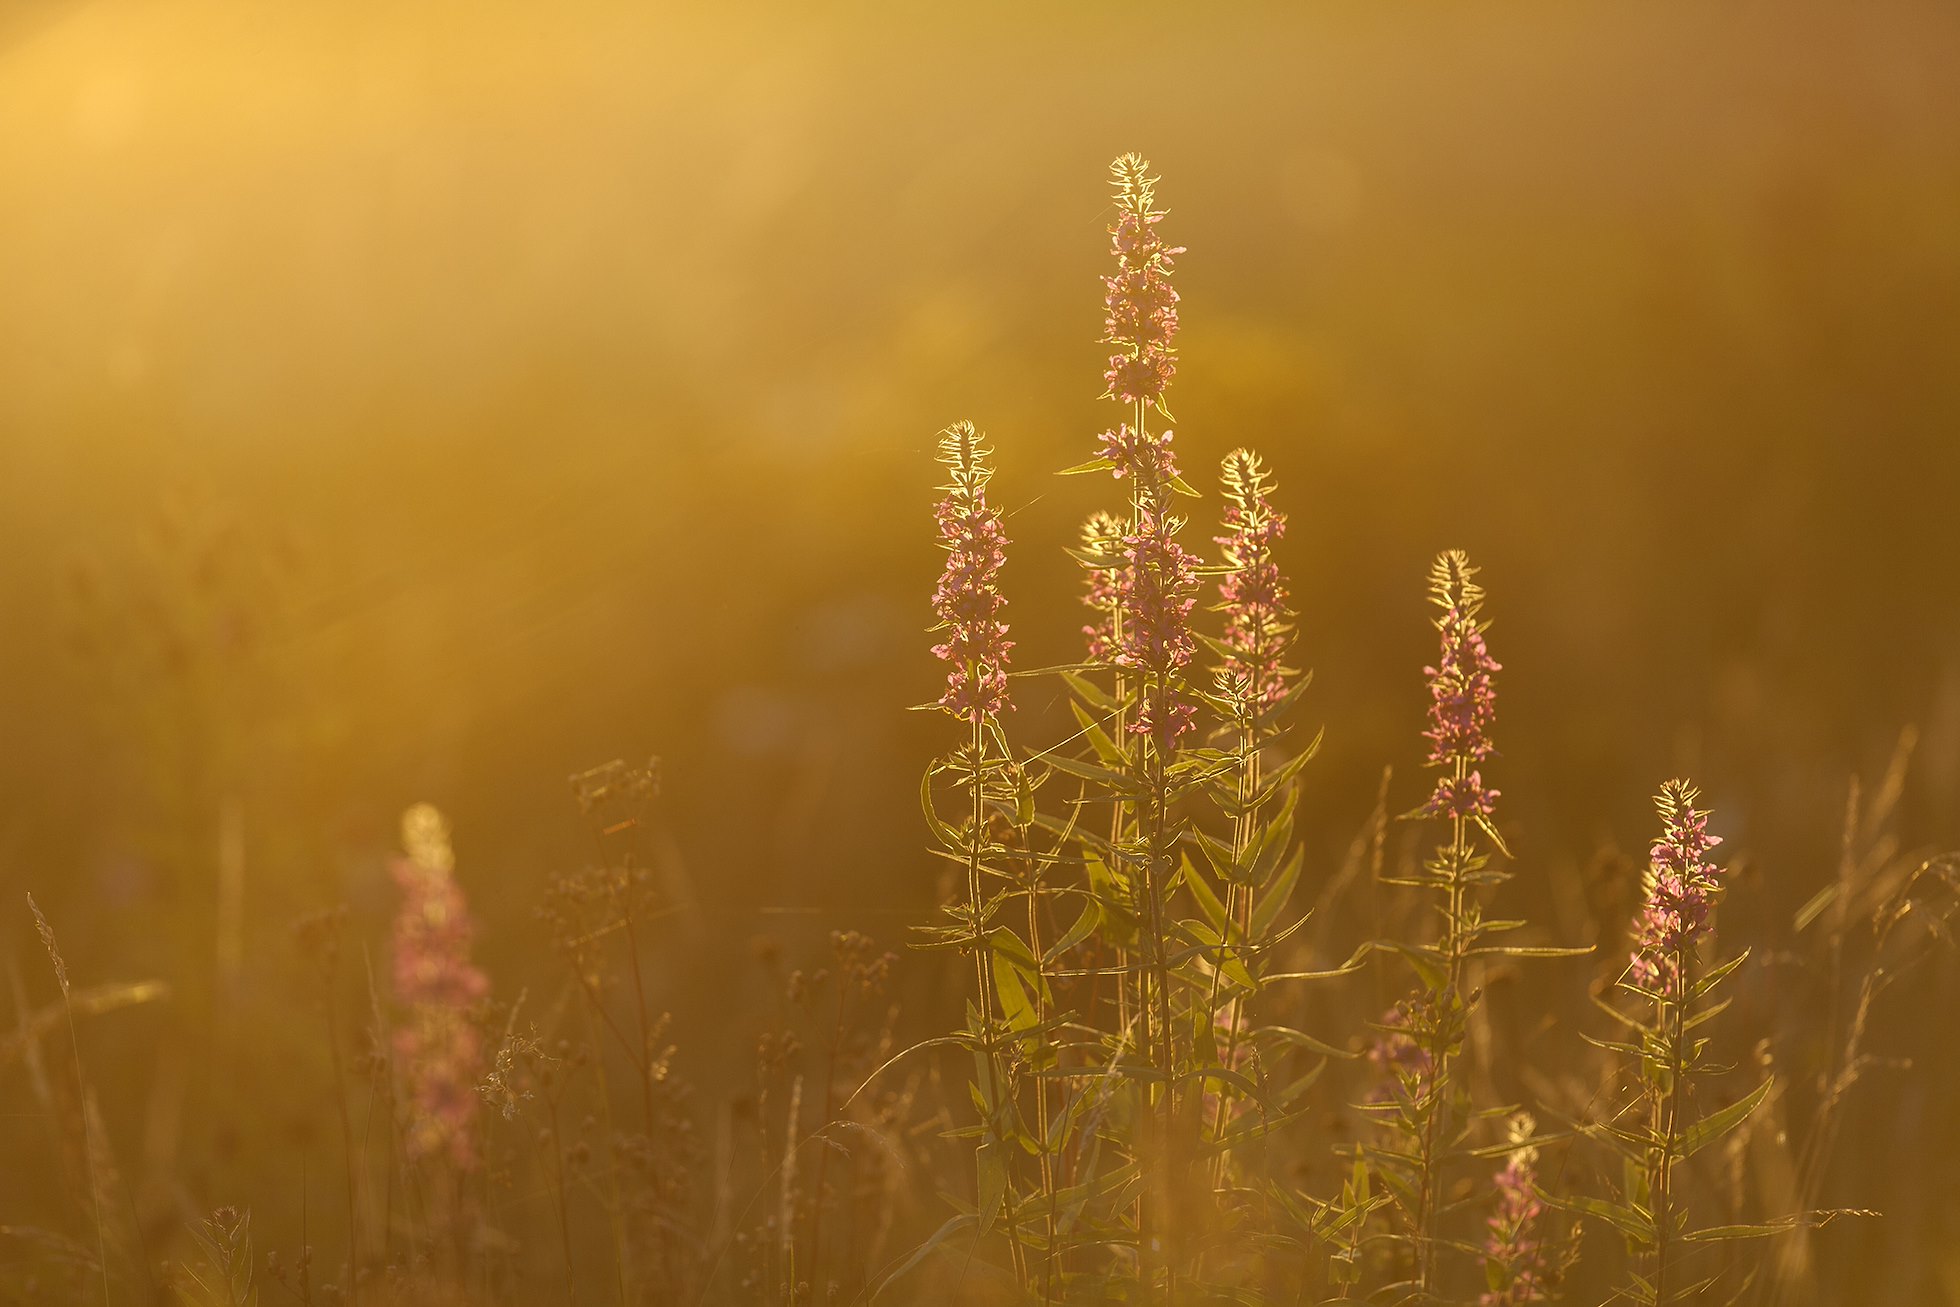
[1203,449,1298,1172]
[1369,550,1514,1295]
[1559,780,1821,1304]
[391,802,490,1175]
[1633,782,1724,1304]
[921,420,1039,1289]
[1091,153,1202,1297]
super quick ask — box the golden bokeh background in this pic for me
[2,1,1958,1297]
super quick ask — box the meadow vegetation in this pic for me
[8,154,1956,1307]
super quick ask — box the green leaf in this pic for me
[1180,854,1232,935]
[867,1213,977,1301]
[1059,669,1117,713]
[920,769,961,851]
[1045,900,1100,963]
[1057,457,1119,476]
[1690,948,1750,1001]
[1251,847,1305,938]
[1677,1076,1772,1160]
[1263,1024,1353,1059]
[1467,943,1593,960]
[1042,752,1134,791]
[1070,701,1129,770]
[1543,1189,1654,1242]
[975,1139,1009,1235]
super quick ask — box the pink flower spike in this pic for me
[930,422,1013,723]
[391,803,489,1172]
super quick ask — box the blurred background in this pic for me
[1,0,1958,1298]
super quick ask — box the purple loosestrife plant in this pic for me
[391,803,490,1172]
[1195,447,1319,1186]
[919,421,1050,1293]
[1079,509,1126,663]
[1420,560,1502,825]
[1614,783,1756,1304]
[1481,1114,1551,1306]
[1102,152,1183,412]
[1368,552,1509,1292]
[1565,780,1842,1305]
[1215,449,1294,714]
[1051,153,1215,1299]
[1117,506,1202,753]
[1365,550,1583,1297]
[930,421,1014,724]
[1629,784,1724,998]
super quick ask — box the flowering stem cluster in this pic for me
[917,157,1339,1303]
[1364,552,1509,1293]
[1611,782,1756,1305]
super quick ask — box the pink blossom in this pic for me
[1423,770,1500,821]
[1102,155,1183,407]
[1096,423,1181,491]
[1421,552,1501,822]
[1480,1114,1550,1305]
[1629,781,1725,998]
[1080,511,1127,663]
[1215,449,1293,712]
[930,422,1013,723]
[1117,506,1201,751]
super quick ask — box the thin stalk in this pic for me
[1023,846,1059,1303]
[962,712,1027,1291]
[29,897,112,1307]
[545,1091,579,1307]
[1413,766,1471,1297]
[322,980,363,1307]
[803,970,851,1293]
[66,997,112,1307]
[1650,965,1688,1305]
[1207,569,1271,1186]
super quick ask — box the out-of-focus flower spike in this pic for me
[391,802,490,1171]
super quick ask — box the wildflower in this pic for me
[1103,154,1184,407]
[391,802,490,1170]
[1420,550,1501,820]
[1117,506,1201,750]
[1481,1113,1550,1305]
[1095,423,1181,492]
[1629,780,1725,998]
[1215,449,1293,712]
[1426,770,1500,821]
[929,421,1013,723]
[1080,510,1127,662]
